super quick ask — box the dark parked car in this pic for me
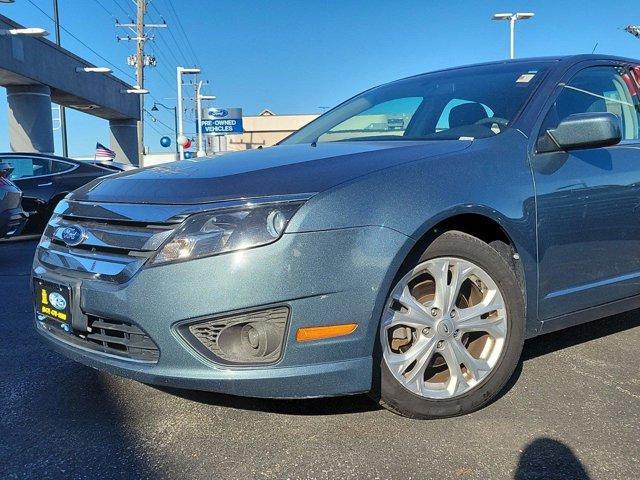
[32,55,640,418]
[0,153,124,234]
[0,162,27,238]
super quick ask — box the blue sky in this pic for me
[0,0,638,156]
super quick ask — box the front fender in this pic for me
[288,131,539,335]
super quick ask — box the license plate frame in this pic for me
[34,278,72,324]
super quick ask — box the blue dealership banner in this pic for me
[198,107,243,134]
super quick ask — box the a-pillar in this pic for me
[6,85,54,153]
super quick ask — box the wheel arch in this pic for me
[406,211,526,294]
[378,207,537,341]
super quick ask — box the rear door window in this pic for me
[4,157,74,180]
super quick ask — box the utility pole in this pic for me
[52,0,68,158]
[116,2,165,166]
[135,0,145,164]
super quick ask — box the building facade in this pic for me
[225,109,319,150]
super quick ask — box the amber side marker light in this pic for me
[296,323,358,342]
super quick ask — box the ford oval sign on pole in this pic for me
[198,107,243,134]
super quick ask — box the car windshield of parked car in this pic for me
[282,62,550,144]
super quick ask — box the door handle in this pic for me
[37,182,53,187]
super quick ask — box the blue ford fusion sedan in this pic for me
[33,55,640,418]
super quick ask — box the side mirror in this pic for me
[538,112,622,153]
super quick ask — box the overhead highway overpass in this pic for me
[0,14,140,164]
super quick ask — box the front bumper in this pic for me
[34,226,412,398]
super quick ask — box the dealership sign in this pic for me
[199,107,243,134]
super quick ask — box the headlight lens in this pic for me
[150,202,304,265]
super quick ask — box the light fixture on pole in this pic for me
[121,86,149,94]
[625,25,640,40]
[75,66,112,73]
[151,102,179,157]
[0,0,16,4]
[176,66,200,160]
[492,12,534,59]
[196,80,216,158]
[0,27,49,37]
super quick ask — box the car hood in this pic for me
[70,141,471,205]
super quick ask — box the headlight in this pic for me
[150,202,304,265]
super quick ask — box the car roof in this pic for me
[387,54,640,85]
[0,152,80,163]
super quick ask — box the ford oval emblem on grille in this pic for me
[61,225,87,247]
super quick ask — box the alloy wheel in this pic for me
[381,257,508,399]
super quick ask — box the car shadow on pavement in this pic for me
[154,387,383,416]
[514,437,591,480]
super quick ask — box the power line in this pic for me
[25,0,135,82]
[148,0,192,67]
[144,108,173,131]
[152,34,182,67]
[145,116,171,136]
[89,0,117,19]
[160,0,201,66]
[111,0,134,20]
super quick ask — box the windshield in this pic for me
[283,62,550,144]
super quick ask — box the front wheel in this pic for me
[376,231,525,419]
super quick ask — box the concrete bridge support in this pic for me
[6,85,54,153]
[109,118,139,166]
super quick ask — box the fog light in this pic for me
[181,307,289,365]
[236,322,280,358]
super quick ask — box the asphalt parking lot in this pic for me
[1,240,638,480]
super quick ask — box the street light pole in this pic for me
[52,0,68,158]
[509,16,515,60]
[196,81,204,157]
[492,12,534,59]
[195,81,216,158]
[152,102,179,157]
[176,66,200,160]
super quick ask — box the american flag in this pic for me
[95,142,116,160]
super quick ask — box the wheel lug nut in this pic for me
[422,327,430,335]
[453,329,459,338]
[437,340,445,349]
[450,310,456,318]
[430,308,439,317]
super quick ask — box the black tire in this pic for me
[373,230,525,419]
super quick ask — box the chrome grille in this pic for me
[35,200,181,282]
[49,215,174,253]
